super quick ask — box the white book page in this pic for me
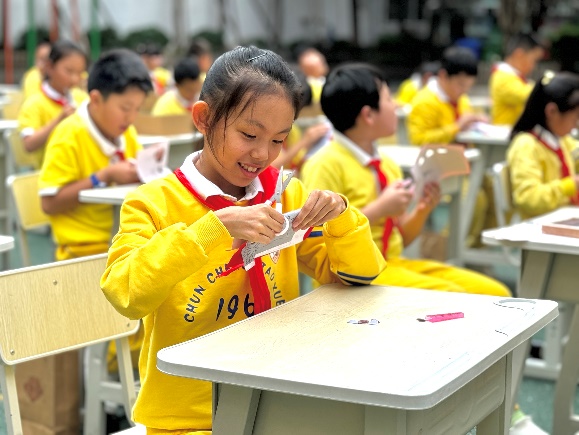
[136,141,172,183]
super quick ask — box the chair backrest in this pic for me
[2,91,24,120]
[6,171,49,231]
[489,161,514,228]
[6,129,43,170]
[0,254,139,435]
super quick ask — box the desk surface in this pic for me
[157,284,557,410]
[483,207,579,255]
[0,119,18,132]
[138,132,202,147]
[379,145,480,170]
[79,184,140,206]
[0,236,14,253]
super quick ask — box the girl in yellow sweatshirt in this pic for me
[507,71,579,220]
[101,46,386,434]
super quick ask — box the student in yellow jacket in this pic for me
[395,61,441,106]
[407,46,486,145]
[21,41,52,99]
[152,57,203,116]
[18,41,88,165]
[100,46,386,434]
[301,63,509,296]
[490,33,544,126]
[507,71,579,220]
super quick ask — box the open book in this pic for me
[136,141,172,183]
[411,145,470,198]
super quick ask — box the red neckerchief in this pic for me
[41,83,69,106]
[530,130,579,205]
[491,63,528,84]
[115,150,126,161]
[174,166,279,314]
[367,158,395,258]
[449,101,460,121]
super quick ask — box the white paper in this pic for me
[411,145,470,199]
[468,122,511,138]
[136,141,172,183]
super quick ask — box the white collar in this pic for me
[410,72,422,88]
[532,125,560,150]
[495,62,523,77]
[41,81,73,105]
[427,78,451,104]
[77,100,127,162]
[179,151,264,202]
[174,89,196,109]
[333,131,380,166]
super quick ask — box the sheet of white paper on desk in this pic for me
[136,141,172,183]
[469,122,511,138]
[487,222,539,242]
[411,145,469,199]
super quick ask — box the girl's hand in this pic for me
[215,204,286,245]
[292,190,346,230]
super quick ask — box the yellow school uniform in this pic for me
[395,74,420,105]
[151,67,172,95]
[21,66,43,99]
[407,79,472,145]
[38,101,141,260]
[307,77,325,104]
[151,89,191,116]
[101,152,386,431]
[301,132,510,296]
[507,126,579,220]
[490,62,533,126]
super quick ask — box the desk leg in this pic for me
[213,384,261,435]
[553,304,579,435]
[511,251,553,407]
[477,353,512,435]
[458,144,488,266]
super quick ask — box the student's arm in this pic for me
[21,105,75,152]
[360,183,412,224]
[398,182,441,246]
[407,100,461,145]
[508,136,578,217]
[271,123,330,169]
[289,180,386,286]
[41,161,139,214]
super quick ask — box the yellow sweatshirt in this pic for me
[507,127,579,219]
[490,64,533,126]
[101,170,385,431]
[407,82,471,145]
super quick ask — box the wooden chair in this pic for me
[0,254,140,435]
[1,91,24,120]
[5,129,43,171]
[6,171,50,266]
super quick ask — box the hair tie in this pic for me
[541,70,555,86]
[247,53,267,62]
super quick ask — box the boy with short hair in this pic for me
[39,48,153,261]
[395,60,441,106]
[301,63,509,296]
[490,32,544,126]
[151,57,202,116]
[407,46,485,145]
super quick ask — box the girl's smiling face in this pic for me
[193,91,295,198]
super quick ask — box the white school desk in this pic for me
[0,236,14,253]
[378,145,481,263]
[455,126,511,266]
[482,207,579,435]
[138,132,203,169]
[157,284,557,435]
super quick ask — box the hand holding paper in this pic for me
[136,141,172,183]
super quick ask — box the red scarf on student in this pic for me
[530,131,579,205]
[367,158,395,258]
[174,166,279,314]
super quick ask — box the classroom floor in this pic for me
[0,221,574,434]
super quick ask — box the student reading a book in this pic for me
[507,71,579,220]
[395,60,441,106]
[301,63,510,296]
[271,68,331,172]
[490,33,544,126]
[18,40,88,163]
[100,46,385,434]
[151,58,203,116]
[21,40,52,99]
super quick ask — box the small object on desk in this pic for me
[417,312,464,323]
[541,217,579,239]
[347,319,380,325]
